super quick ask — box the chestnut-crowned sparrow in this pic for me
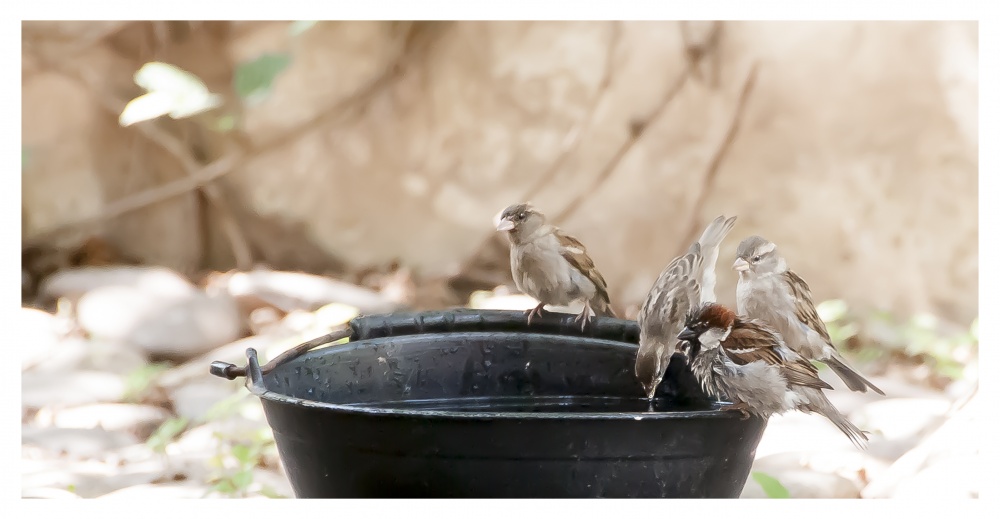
[678,302,869,449]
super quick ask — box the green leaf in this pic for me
[213,479,236,494]
[751,471,790,498]
[233,53,292,103]
[231,444,253,464]
[258,486,287,499]
[146,417,189,453]
[120,62,223,126]
[289,21,318,37]
[232,469,254,490]
[213,114,237,133]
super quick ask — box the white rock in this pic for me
[887,455,979,498]
[862,388,979,498]
[19,307,65,371]
[76,285,242,359]
[168,378,245,422]
[21,455,173,498]
[22,425,138,458]
[22,370,126,408]
[754,412,874,458]
[25,334,149,377]
[850,397,951,441]
[222,269,400,314]
[753,449,890,489]
[37,403,171,437]
[37,266,197,303]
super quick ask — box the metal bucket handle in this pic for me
[209,326,353,381]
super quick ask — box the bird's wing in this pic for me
[638,249,703,342]
[555,230,611,304]
[724,322,833,391]
[782,270,834,345]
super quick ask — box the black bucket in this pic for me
[211,309,767,498]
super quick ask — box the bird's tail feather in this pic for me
[825,356,885,396]
[592,298,618,318]
[801,388,869,450]
[698,215,738,250]
[695,215,738,304]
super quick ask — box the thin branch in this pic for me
[679,21,723,86]
[23,25,422,251]
[673,62,761,256]
[526,21,622,207]
[449,21,622,279]
[554,61,692,225]
[23,154,241,247]
[37,62,255,270]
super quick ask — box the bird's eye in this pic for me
[518,212,526,219]
[751,255,761,263]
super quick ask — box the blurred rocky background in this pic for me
[21,20,978,499]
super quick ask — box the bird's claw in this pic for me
[524,304,546,326]
[574,303,596,331]
[720,402,752,420]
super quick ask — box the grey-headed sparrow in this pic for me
[496,204,616,330]
[634,215,737,400]
[733,236,884,395]
[678,302,869,449]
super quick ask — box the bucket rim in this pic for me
[249,384,744,421]
[245,343,739,421]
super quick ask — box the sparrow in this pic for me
[495,203,617,330]
[733,236,885,395]
[634,214,737,400]
[677,302,869,449]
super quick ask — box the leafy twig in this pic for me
[23,23,426,254]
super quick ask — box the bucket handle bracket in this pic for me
[209,326,354,380]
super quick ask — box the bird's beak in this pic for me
[732,257,750,272]
[496,218,515,232]
[677,327,698,342]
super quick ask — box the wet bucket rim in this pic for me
[246,341,738,421]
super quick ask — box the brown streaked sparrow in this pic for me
[635,215,737,400]
[495,203,617,330]
[678,302,869,449]
[733,236,885,395]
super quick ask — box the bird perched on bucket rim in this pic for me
[733,235,885,396]
[495,203,616,330]
[677,302,869,450]
[634,214,737,400]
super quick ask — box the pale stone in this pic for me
[22,371,126,408]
